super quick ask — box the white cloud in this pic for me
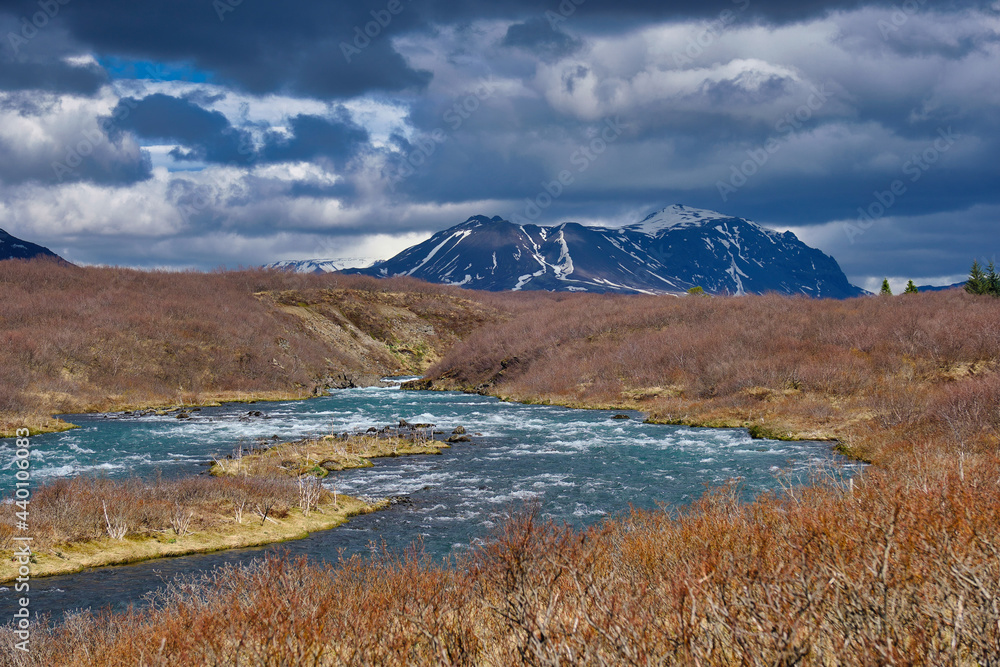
[0,88,147,184]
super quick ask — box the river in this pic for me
[0,385,848,619]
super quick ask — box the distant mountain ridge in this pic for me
[264,258,379,274]
[348,205,866,298]
[0,228,65,263]
[916,282,965,293]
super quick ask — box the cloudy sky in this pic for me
[0,0,997,290]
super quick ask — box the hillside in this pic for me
[0,261,505,436]
[417,289,1000,464]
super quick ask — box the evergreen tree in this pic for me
[986,260,1000,297]
[880,279,892,296]
[966,260,986,295]
[904,280,918,294]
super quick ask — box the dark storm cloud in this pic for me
[0,59,106,94]
[0,85,152,187]
[0,125,151,186]
[107,95,370,169]
[0,0,991,101]
[4,0,434,99]
[704,160,1000,229]
[261,112,370,166]
[387,132,553,202]
[785,204,1000,288]
[502,17,582,60]
[107,93,252,164]
[286,181,358,200]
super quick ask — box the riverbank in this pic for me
[415,291,1000,467]
[416,381,896,466]
[1,390,320,438]
[2,379,429,438]
[0,495,385,583]
[405,379,855,450]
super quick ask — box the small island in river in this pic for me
[0,420,472,583]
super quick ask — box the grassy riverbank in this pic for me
[0,494,383,582]
[0,468,389,584]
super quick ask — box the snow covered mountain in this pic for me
[0,228,65,263]
[349,206,866,298]
[264,257,379,274]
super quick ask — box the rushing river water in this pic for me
[0,385,847,619]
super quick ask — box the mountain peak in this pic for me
[345,207,865,298]
[624,205,739,237]
[264,257,378,274]
[0,227,66,263]
[459,215,508,229]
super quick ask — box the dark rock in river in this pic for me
[400,378,433,391]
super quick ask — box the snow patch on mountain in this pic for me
[624,205,730,237]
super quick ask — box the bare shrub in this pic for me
[102,501,128,541]
[297,476,323,516]
[169,504,194,536]
[931,372,1000,447]
[10,463,1000,665]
